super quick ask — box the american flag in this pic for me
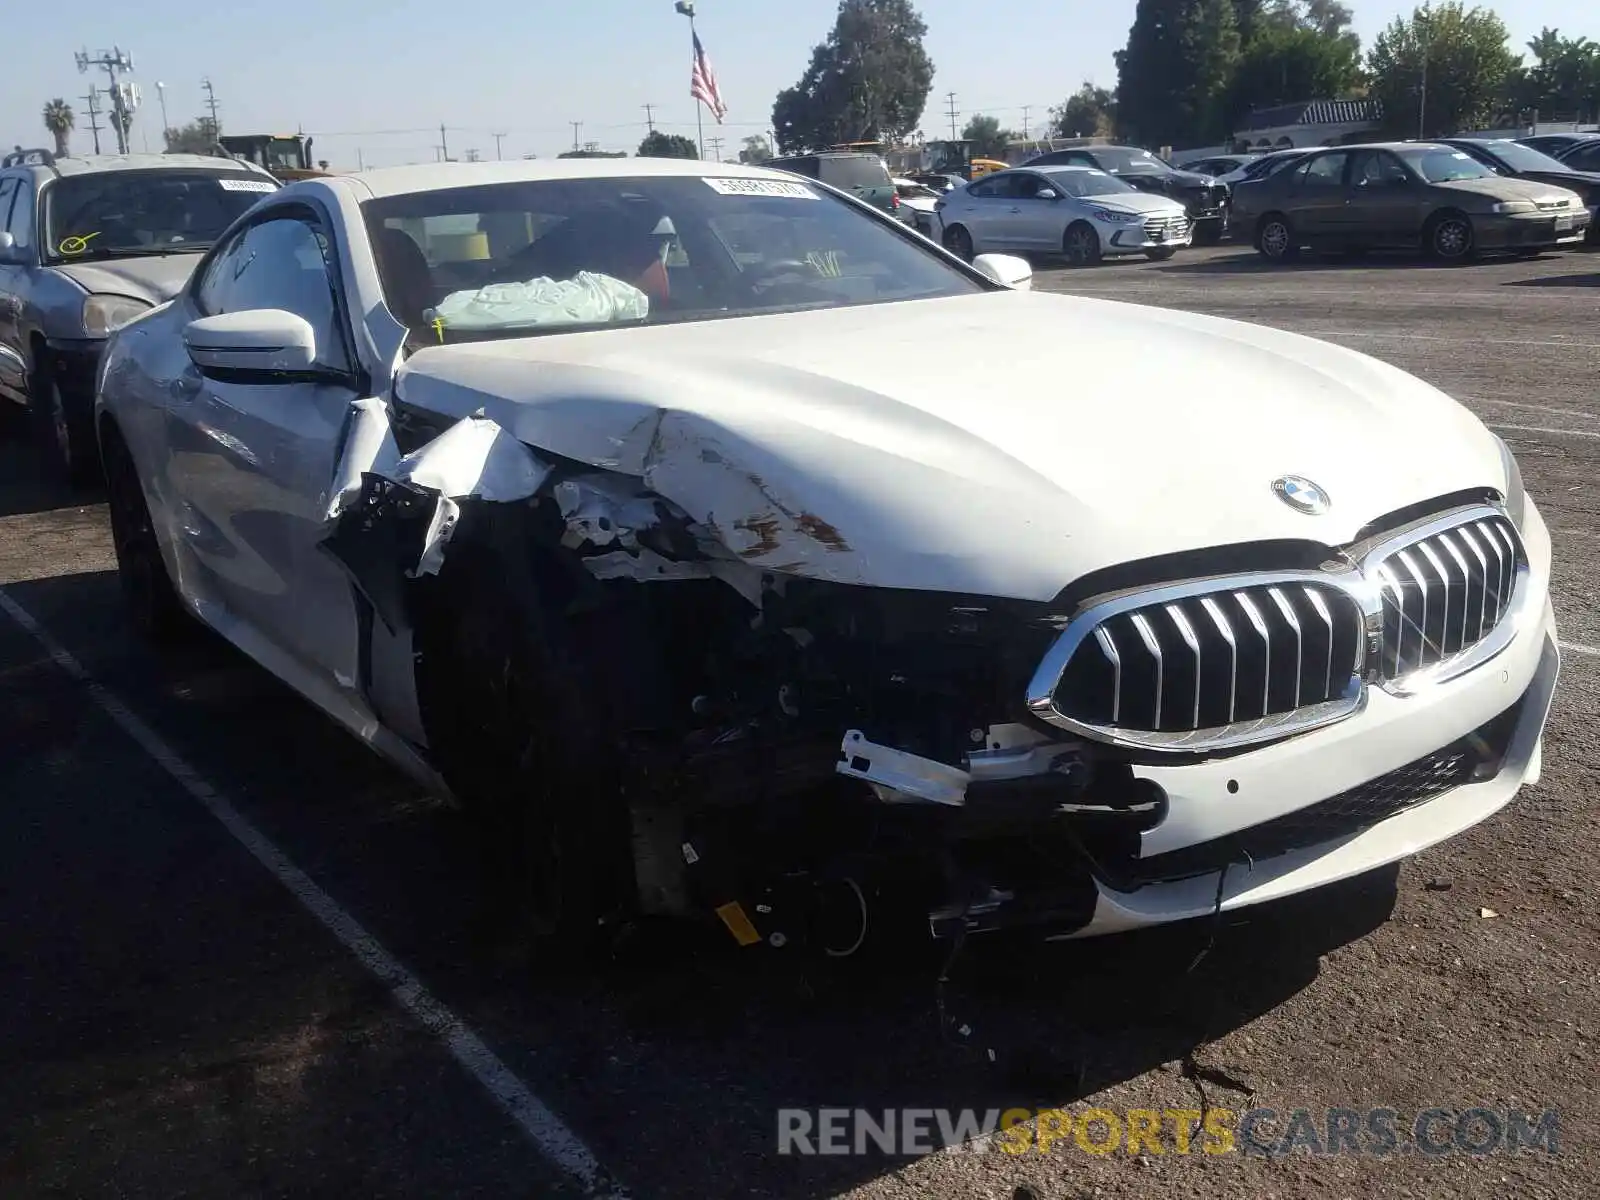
[690,31,728,123]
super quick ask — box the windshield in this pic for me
[1095,147,1171,174]
[1041,168,1137,197]
[266,139,306,171]
[817,156,892,190]
[1472,140,1571,174]
[361,174,985,344]
[42,170,275,261]
[1403,148,1498,183]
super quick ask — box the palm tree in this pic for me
[42,99,74,157]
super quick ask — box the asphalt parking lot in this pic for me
[1,243,1596,1200]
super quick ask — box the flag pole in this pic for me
[691,13,706,160]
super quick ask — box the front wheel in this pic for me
[942,224,974,261]
[1063,221,1102,267]
[102,425,190,644]
[32,363,100,488]
[1426,211,1476,262]
[1256,213,1298,262]
[1145,246,1178,262]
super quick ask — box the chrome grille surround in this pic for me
[1143,213,1191,241]
[1026,502,1529,752]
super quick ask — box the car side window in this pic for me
[1012,174,1054,200]
[1294,153,1349,188]
[195,212,350,371]
[1564,143,1600,171]
[1351,151,1408,187]
[0,180,16,235]
[967,177,1004,198]
[7,179,35,250]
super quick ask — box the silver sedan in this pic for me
[934,166,1192,266]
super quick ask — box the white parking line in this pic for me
[0,587,626,1200]
[1562,640,1600,658]
[1304,331,1600,350]
[1491,423,1600,441]
[1467,396,1598,423]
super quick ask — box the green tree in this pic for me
[42,99,74,157]
[558,148,628,159]
[771,0,934,152]
[165,120,220,154]
[1512,28,1600,118]
[961,113,1016,158]
[1226,15,1363,122]
[739,133,773,162]
[1116,0,1243,148]
[1051,82,1117,137]
[637,131,700,158]
[1367,3,1520,137]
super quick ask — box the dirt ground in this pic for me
[0,243,1595,1200]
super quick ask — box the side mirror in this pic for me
[184,310,318,376]
[972,252,1032,291]
[0,231,24,265]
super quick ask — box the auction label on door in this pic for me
[704,178,818,199]
[217,179,279,192]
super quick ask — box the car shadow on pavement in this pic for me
[0,567,1400,1200]
[1153,250,1554,275]
[0,426,104,518]
[1504,271,1600,287]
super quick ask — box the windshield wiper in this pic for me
[53,244,210,261]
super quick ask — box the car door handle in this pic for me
[170,373,202,401]
[1008,206,1022,213]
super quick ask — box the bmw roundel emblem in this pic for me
[1271,475,1331,515]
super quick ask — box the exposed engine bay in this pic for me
[316,400,1176,952]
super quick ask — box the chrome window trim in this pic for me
[1026,502,1530,751]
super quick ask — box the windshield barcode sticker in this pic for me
[217,178,278,192]
[703,178,818,199]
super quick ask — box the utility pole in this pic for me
[492,131,506,159]
[1020,105,1031,141]
[357,147,366,170]
[201,76,221,138]
[570,121,582,151]
[642,103,656,133]
[76,48,136,154]
[945,92,959,141]
[706,135,723,161]
[439,123,450,161]
[81,88,104,154]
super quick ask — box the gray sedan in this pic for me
[934,166,1192,266]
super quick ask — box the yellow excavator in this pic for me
[214,134,329,182]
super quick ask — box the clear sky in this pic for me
[2,1,1591,167]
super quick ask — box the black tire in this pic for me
[1425,210,1475,262]
[102,424,190,644]
[32,358,100,488]
[418,558,636,957]
[1062,221,1102,267]
[942,223,974,261]
[1145,246,1178,262]
[1256,213,1298,261]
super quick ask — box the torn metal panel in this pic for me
[324,397,402,524]
[392,410,551,503]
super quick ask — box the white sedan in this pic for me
[96,157,1559,954]
[934,165,1193,265]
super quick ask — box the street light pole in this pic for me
[156,82,170,148]
[675,1,704,160]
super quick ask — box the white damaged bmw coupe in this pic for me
[95,157,1559,954]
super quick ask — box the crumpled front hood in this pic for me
[393,290,1505,601]
[54,254,200,304]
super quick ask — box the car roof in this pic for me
[1031,165,1109,176]
[333,156,811,200]
[2,149,276,179]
